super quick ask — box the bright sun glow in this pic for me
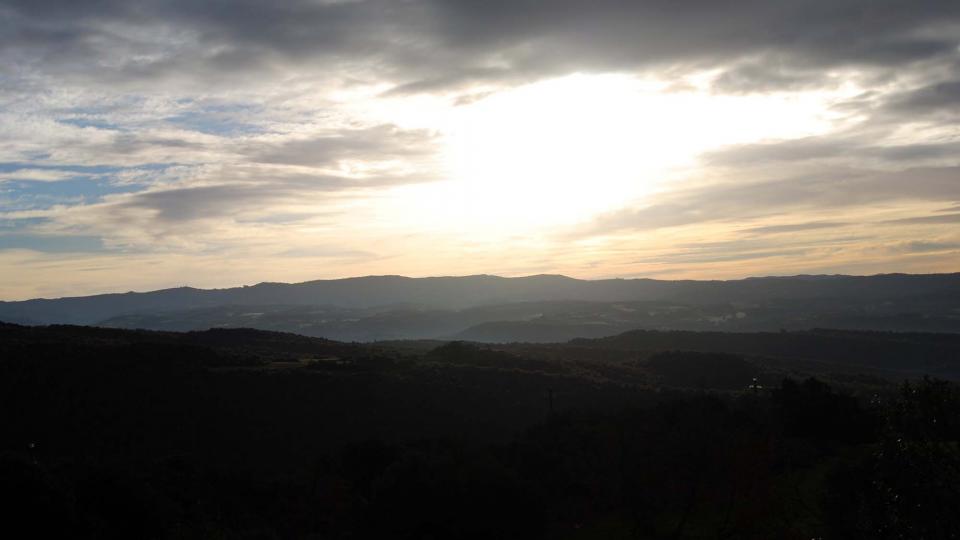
[388,73,849,238]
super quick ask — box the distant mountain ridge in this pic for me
[1,273,958,333]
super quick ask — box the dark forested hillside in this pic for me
[4,322,960,537]
[570,328,960,378]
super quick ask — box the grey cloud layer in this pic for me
[3,0,958,92]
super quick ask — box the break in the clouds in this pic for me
[1,0,959,299]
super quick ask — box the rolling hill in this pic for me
[2,273,958,339]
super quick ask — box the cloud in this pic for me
[0,158,440,256]
[887,240,960,253]
[0,233,101,253]
[577,166,960,238]
[250,125,439,169]
[740,221,850,236]
[702,137,856,166]
[0,168,90,182]
[2,0,958,94]
[710,61,831,94]
[646,248,812,266]
[1,0,960,297]
[885,78,960,115]
[703,136,960,167]
[883,212,960,225]
[277,246,376,259]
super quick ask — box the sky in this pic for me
[1,0,959,300]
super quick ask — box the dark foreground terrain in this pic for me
[3,322,960,538]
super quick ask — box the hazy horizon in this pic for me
[2,0,959,300]
[0,272,960,302]
[5,269,960,303]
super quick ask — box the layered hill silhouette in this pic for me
[2,273,958,340]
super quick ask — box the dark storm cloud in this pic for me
[885,79,960,115]
[2,0,958,92]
